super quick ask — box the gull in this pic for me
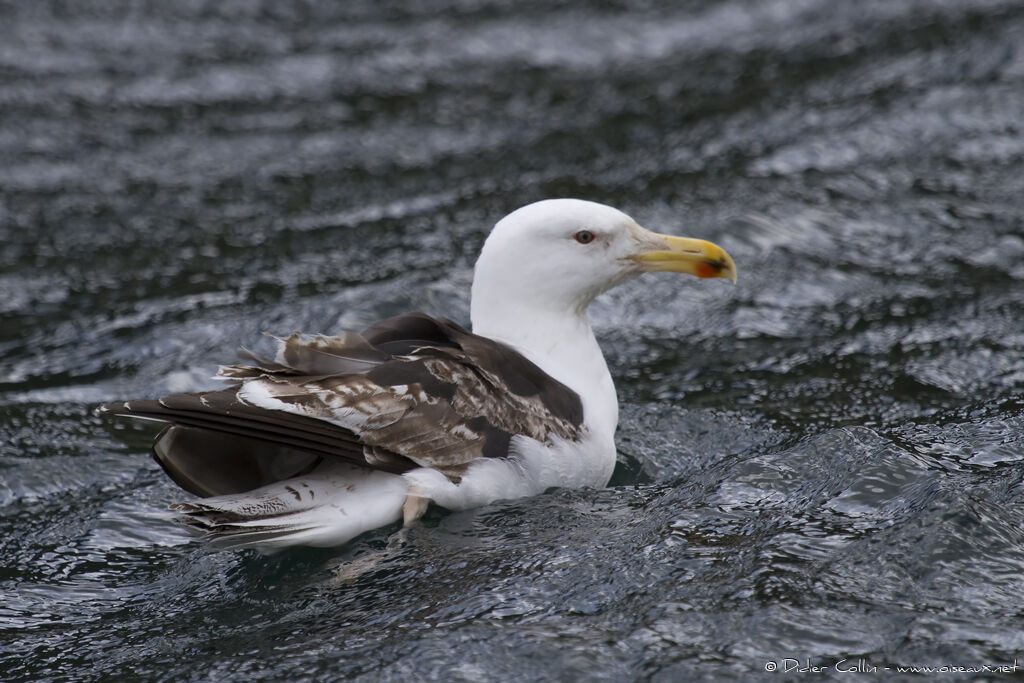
[100,199,736,550]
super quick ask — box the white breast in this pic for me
[403,429,617,512]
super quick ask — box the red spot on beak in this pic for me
[695,261,721,278]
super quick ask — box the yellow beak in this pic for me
[629,231,738,284]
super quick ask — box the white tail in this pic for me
[170,462,408,550]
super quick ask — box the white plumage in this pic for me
[102,198,736,550]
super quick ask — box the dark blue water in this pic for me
[3,0,1024,679]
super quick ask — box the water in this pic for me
[2,0,1023,679]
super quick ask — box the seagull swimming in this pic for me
[100,199,737,550]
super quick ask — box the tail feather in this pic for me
[170,461,409,550]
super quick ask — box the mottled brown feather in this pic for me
[99,313,584,498]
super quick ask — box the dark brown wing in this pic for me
[100,313,584,497]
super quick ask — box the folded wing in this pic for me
[100,313,584,497]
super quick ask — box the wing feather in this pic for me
[100,313,584,494]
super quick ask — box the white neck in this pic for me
[470,297,619,438]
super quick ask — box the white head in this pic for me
[470,198,736,327]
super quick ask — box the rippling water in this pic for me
[3,0,1024,679]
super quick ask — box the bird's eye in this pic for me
[573,230,596,244]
